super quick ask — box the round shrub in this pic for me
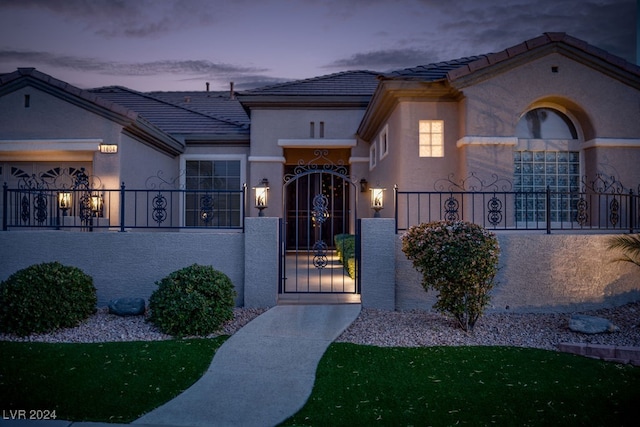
[401,220,500,332]
[0,261,97,336]
[148,264,237,337]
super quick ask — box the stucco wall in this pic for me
[395,232,640,312]
[0,231,245,307]
[0,87,123,141]
[2,227,638,313]
[461,54,640,139]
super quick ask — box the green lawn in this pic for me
[282,344,640,426]
[0,337,226,423]
[1,339,638,425]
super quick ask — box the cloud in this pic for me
[0,0,223,38]
[427,0,636,62]
[324,47,441,71]
[178,74,291,91]
[0,49,267,77]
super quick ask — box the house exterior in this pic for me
[2,32,639,228]
[1,33,639,310]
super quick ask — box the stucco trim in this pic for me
[583,138,640,149]
[349,156,369,163]
[277,139,357,148]
[248,156,286,163]
[0,139,102,152]
[456,136,518,147]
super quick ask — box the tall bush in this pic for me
[401,220,500,332]
[148,264,236,337]
[0,261,97,336]
[334,234,356,279]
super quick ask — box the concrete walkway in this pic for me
[1,304,361,427]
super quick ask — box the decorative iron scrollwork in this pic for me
[443,196,459,221]
[33,192,48,225]
[311,193,329,225]
[434,172,513,192]
[486,196,503,226]
[610,197,619,227]
[576,198,588,225]
[20,194,30,224]
[581,174,625,194]
[152,192,168,225]
[283,149,349,184]
[200,194,215,224]
[312,240,328,269]
[145,169,185,190]
[18,174,51,225]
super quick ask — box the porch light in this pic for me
[253,178,269,217]
[370,187,385,218]
[58,191,72,213]
[359,178,368,193]
[90,193,103,217]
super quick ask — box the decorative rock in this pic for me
[568,314,619,334]
[108,298,146,316]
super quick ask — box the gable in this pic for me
[0,69,184,156]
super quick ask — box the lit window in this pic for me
[419,120,444,157]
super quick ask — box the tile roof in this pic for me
[386,33,640,83]
[90,87,249,136]
[148,91,250,126]
[386,56,487,80]
[242,70,380,96]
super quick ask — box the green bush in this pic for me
[0,262,97,336]
[334,234,356,279]
[401,220,500,332]
[148,264,237,337]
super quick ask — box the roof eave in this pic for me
[238,94,372,109]
[180,133,251,145]
[448,33,640,90]
[357,79,461,141]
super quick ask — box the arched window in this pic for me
[515,108,578,139]
[514,108,581,223]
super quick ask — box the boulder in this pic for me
[568,314,619,334]
[108,298,146,316]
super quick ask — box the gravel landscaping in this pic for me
[1,302,639,351]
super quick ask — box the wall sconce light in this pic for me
[90,193,103,217]
[253,178,269,217]
[359,178,368,193]
[370,187,385,217]
[58,191,72,214]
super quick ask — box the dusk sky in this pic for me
[0,0,637,92]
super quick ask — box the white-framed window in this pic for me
[369,141,377,170]
[419,120,444,157]
[379,125,389,160]
[180,155,246,227]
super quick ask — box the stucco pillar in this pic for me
[360,218,395,310]
[244,217,279,308]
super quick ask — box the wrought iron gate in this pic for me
[279,153,360,294]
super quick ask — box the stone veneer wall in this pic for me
[395,232,640,312]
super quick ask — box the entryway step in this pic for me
[278,293,361,305]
